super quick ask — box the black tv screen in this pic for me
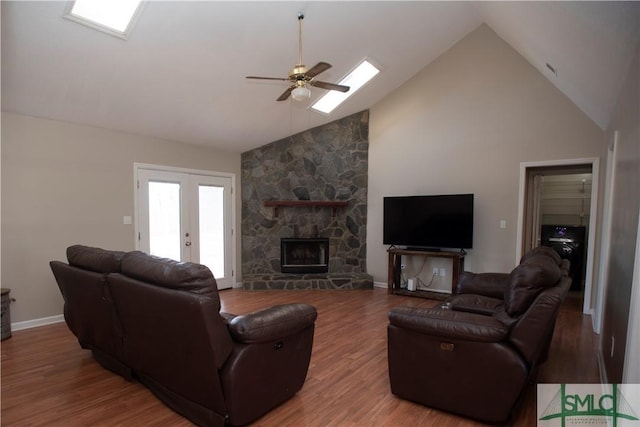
[383,194,474,250]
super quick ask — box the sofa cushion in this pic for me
[504,256,561,317]
[67,245,125,274]
[520,245,562,265]
[121,251,220,303]
[388,306,509,342]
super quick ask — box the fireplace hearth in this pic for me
[281,238,329,274]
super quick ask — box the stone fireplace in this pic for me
[281,238,329,274]
[241,110,373,290]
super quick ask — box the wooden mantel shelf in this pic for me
[263,200,349,217]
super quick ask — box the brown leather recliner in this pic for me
[51,245,317,426]
[387,246,570,424]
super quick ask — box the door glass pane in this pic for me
[199,185,224,277]
[149,181,181,261]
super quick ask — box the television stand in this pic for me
[406,246,441,252]
[387,248,465,299]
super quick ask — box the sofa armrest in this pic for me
[220,311,237,324]
[455,271,510,298]
[228,303,317,344]
[389,306,509,342]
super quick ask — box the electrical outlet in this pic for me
[433,267,439,276]
[439,268,446,277]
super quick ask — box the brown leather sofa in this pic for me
[50,245,317,426]
[387,246,570,424]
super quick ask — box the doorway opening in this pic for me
[517,158,599,315]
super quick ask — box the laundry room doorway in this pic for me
[517,158,600,315]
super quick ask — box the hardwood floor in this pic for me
[1,288,599,426]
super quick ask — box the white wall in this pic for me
[367,24,605,284]
[1,113,241,324]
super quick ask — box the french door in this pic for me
[135,165,234,289]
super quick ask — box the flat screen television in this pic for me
[383,194,474,250]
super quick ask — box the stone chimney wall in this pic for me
[241,110,370,277]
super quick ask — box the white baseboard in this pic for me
[373,281,387,289]
[12,314,65,331]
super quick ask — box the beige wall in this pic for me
[0,24,615,325]
[601,42,640,382]
[1,113,241,323]
[367,24,605,284]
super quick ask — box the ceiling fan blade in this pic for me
[246,76,290,81]
[306,62,332,78]
[277,86,294,101]
[310,80,350,93]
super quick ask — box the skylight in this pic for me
[311,60,380,114]
[66,0,144,39]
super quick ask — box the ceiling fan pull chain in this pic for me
[298,12,304,66]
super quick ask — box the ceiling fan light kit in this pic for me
[246,12,350,103]
[292,86,311,101]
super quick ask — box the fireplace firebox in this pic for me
[280,238,329,274]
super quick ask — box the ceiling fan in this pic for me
[246,12,350,102]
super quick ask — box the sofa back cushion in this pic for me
[455,271,509,299]
[508,278,569,364]
[67,245,125,273]
[121,251,221,309]
[504,255,561,317]
[520,245,562,265]
[108,273,231,414]
[50,261,123,359]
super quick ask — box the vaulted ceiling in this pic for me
[2,1,639,153]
